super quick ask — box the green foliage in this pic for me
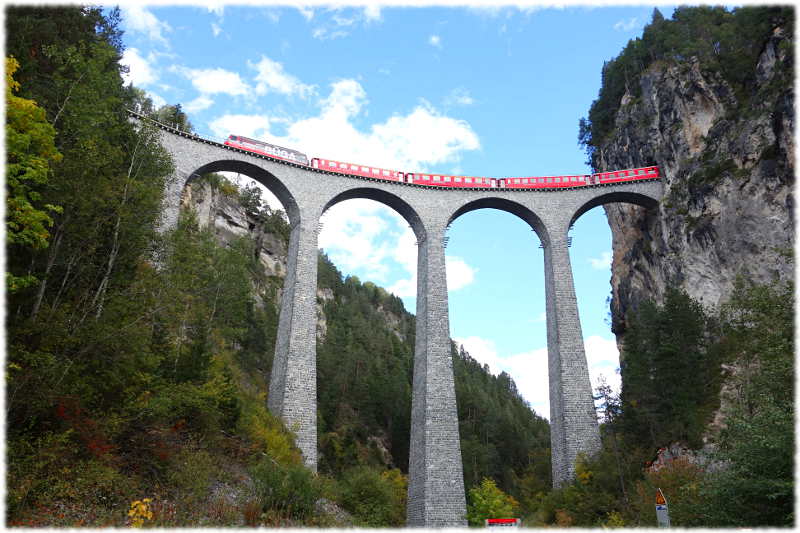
[618,288,720,449]
[250,458,320,520]
[337,466,406,526]
[466,478,519,526]
[153,103,194,132]
[694,280,794,527]
[630,457,707,526]
[6,55,63,292]
[578,6,793,167]
[166,447,217,502]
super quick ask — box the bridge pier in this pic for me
[407,222,467,527]
[542,223,601,486]
[267,218,320,470]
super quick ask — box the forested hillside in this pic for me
[6,6,549,526]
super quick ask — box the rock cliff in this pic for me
[597,25,794,342]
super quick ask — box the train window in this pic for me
[433,176,440,182]
[383,170,390,176]
[329,162,337,168]
[445,176,451,182]
[465,177,472,183]
[361,166,368,171]
[455,177,462,183]
[547,177,553,183]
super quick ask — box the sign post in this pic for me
[655,488,670,527]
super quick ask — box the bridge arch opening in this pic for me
[314,188,426,477]
[184,159,300,227]
[445,198,553,493]
[566,191,661,421]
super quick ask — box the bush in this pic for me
[631,456,707,526]
[250,458,319,520]
[337,466,406,526]
[166,447,217,502]
[466,478,519,526]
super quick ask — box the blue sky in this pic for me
[118,2,675,418]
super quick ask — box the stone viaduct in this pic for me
[142,116,662,527]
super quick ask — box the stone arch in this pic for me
[569,190,659,228]
[321,186,428,244]
[186,159,301,227]
[448,197,551,247]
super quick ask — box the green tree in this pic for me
[696,281,794,526]
[619,289,720,449]
[467,478,519,526]
[6,56,63,292]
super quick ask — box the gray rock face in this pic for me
[182,180,288,280]
[597,26,794,341]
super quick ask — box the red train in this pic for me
[224,134,660,189]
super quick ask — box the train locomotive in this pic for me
[223,134,660,189]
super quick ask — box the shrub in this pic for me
[166,447,217,502]
[250,458,319,520]
[466,478,519,526]
[337,466,405,526]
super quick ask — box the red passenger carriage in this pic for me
[407,173,497,188]
[312,158,405,183]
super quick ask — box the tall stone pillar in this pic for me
[542,224,601,486]
[268,218,319,470]
[407,222,467,527]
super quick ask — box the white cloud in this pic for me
[172,66,251,96]
[123,6,172,46]
[310,7,381,40]
[297,6,314,21]
[589,251,612,269]
[429,34,442,48]
[148,91,166,109]
[387,229,419,297]
[444,87,475,107]
[209,114,271,139]
[248,55,315,98]
[613,17,640,32]
[312,27,349,40]
[454,336,504,375]
[502,347,551,416]
[363,5,381,22]
[211,22,222,37]
[209,80,479,171]
[120,48,157,86]
[446,256,476,291]
[184,95,214,113]
[584,335,621,399]
[319,200,405,283]
[204,4,224,16]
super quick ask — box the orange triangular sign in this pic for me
[655,488,667,505]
